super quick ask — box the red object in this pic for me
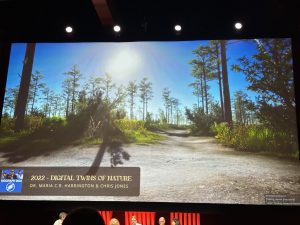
[170,212,200,225]
[125,211,156,225]
[99,211,113,225]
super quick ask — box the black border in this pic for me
[0,36,299,225]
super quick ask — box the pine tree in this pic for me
[162,88,171,123]
[64,65,82,115]
[220,40,232,123]
[28,70,45,114]
[139,78,153,121]
[127,81,138,119]
[232,39,295,133]
[14,43,36,131]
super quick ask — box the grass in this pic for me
[0,130,30,146]
[0,118,165,154]
[122,129,165,144]
[0,127,164,151]
[253,150,299,160]
[212,122,299,159]
[116,119,165,144]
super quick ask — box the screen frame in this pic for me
[0,38,299,211]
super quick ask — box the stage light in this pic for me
[65,26,73,33]
[234,22,243,30]
[174,24,182,31]
[113,25,121,32]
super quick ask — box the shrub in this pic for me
[39,117,66,132]
[0,116,15,133]
[115,119,145,131]
[185,108,221,135]
[212,122,298,154]
[115,119,164,144]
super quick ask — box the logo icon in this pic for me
[6,182,15,192]
[0,168,23,193]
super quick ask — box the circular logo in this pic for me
[6,182,15,192]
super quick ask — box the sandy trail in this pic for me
[0,129,299,204]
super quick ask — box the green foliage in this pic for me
[38,117,66,133]
[1,115,66,134]
[116,119,145,131]
[0,115,16,133]
[139,78,153,121]
[24,116,44,131]
[212,122,298,156]
[233,90,256,124]
[231,39,296,136]
[0,129,29,146]
[64,65,82,115]
[185,108,212,135]
[185,105,223,135]
[115,119,164,144]
[127,81,138,120]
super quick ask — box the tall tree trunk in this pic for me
[31,83,37,113]
[71,80,75,114]
[170,103,173,124]
[14,43,36,131]
[66,94,69,118]
[165,105,168,123]
[142,100,145,121]
[145,94,148,119]
[202,68,208,114]
[200,78,204,112]
[130,95,134,119]
[197,91,200,109]
[215,42,225,121]
[167,106,169,123]
[220,40,232,123]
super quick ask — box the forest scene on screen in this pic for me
[0,39,299,203]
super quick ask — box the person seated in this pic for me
[54,212,67,225]
[158,217,166,225]
[171,218,180,225]
[131,215,142,225]
[63,207,105,225]
[110,218,120,225]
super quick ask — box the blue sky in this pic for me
[5,40,265,118]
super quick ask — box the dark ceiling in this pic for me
[0,0,299,42]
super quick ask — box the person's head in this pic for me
[110,218,120,225]
[158,217,165,225]
[10,170,15,175]
[59,212,67,221]
[62,208,105,225]
[131,216,137,225]
[171,219,180,225]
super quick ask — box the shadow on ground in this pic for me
[87,140,130,174]
[0,129,84,164]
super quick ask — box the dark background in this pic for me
[0,0,299,224]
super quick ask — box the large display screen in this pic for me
[0,39,299,204]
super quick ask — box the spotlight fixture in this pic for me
[234,22,243,30]
[65,26,73,33]
[113,25,121,32]
[174,24,182,31]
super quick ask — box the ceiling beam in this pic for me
[91,0,114,26]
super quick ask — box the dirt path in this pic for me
[0,129,299,204]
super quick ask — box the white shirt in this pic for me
[53,219,63,225]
